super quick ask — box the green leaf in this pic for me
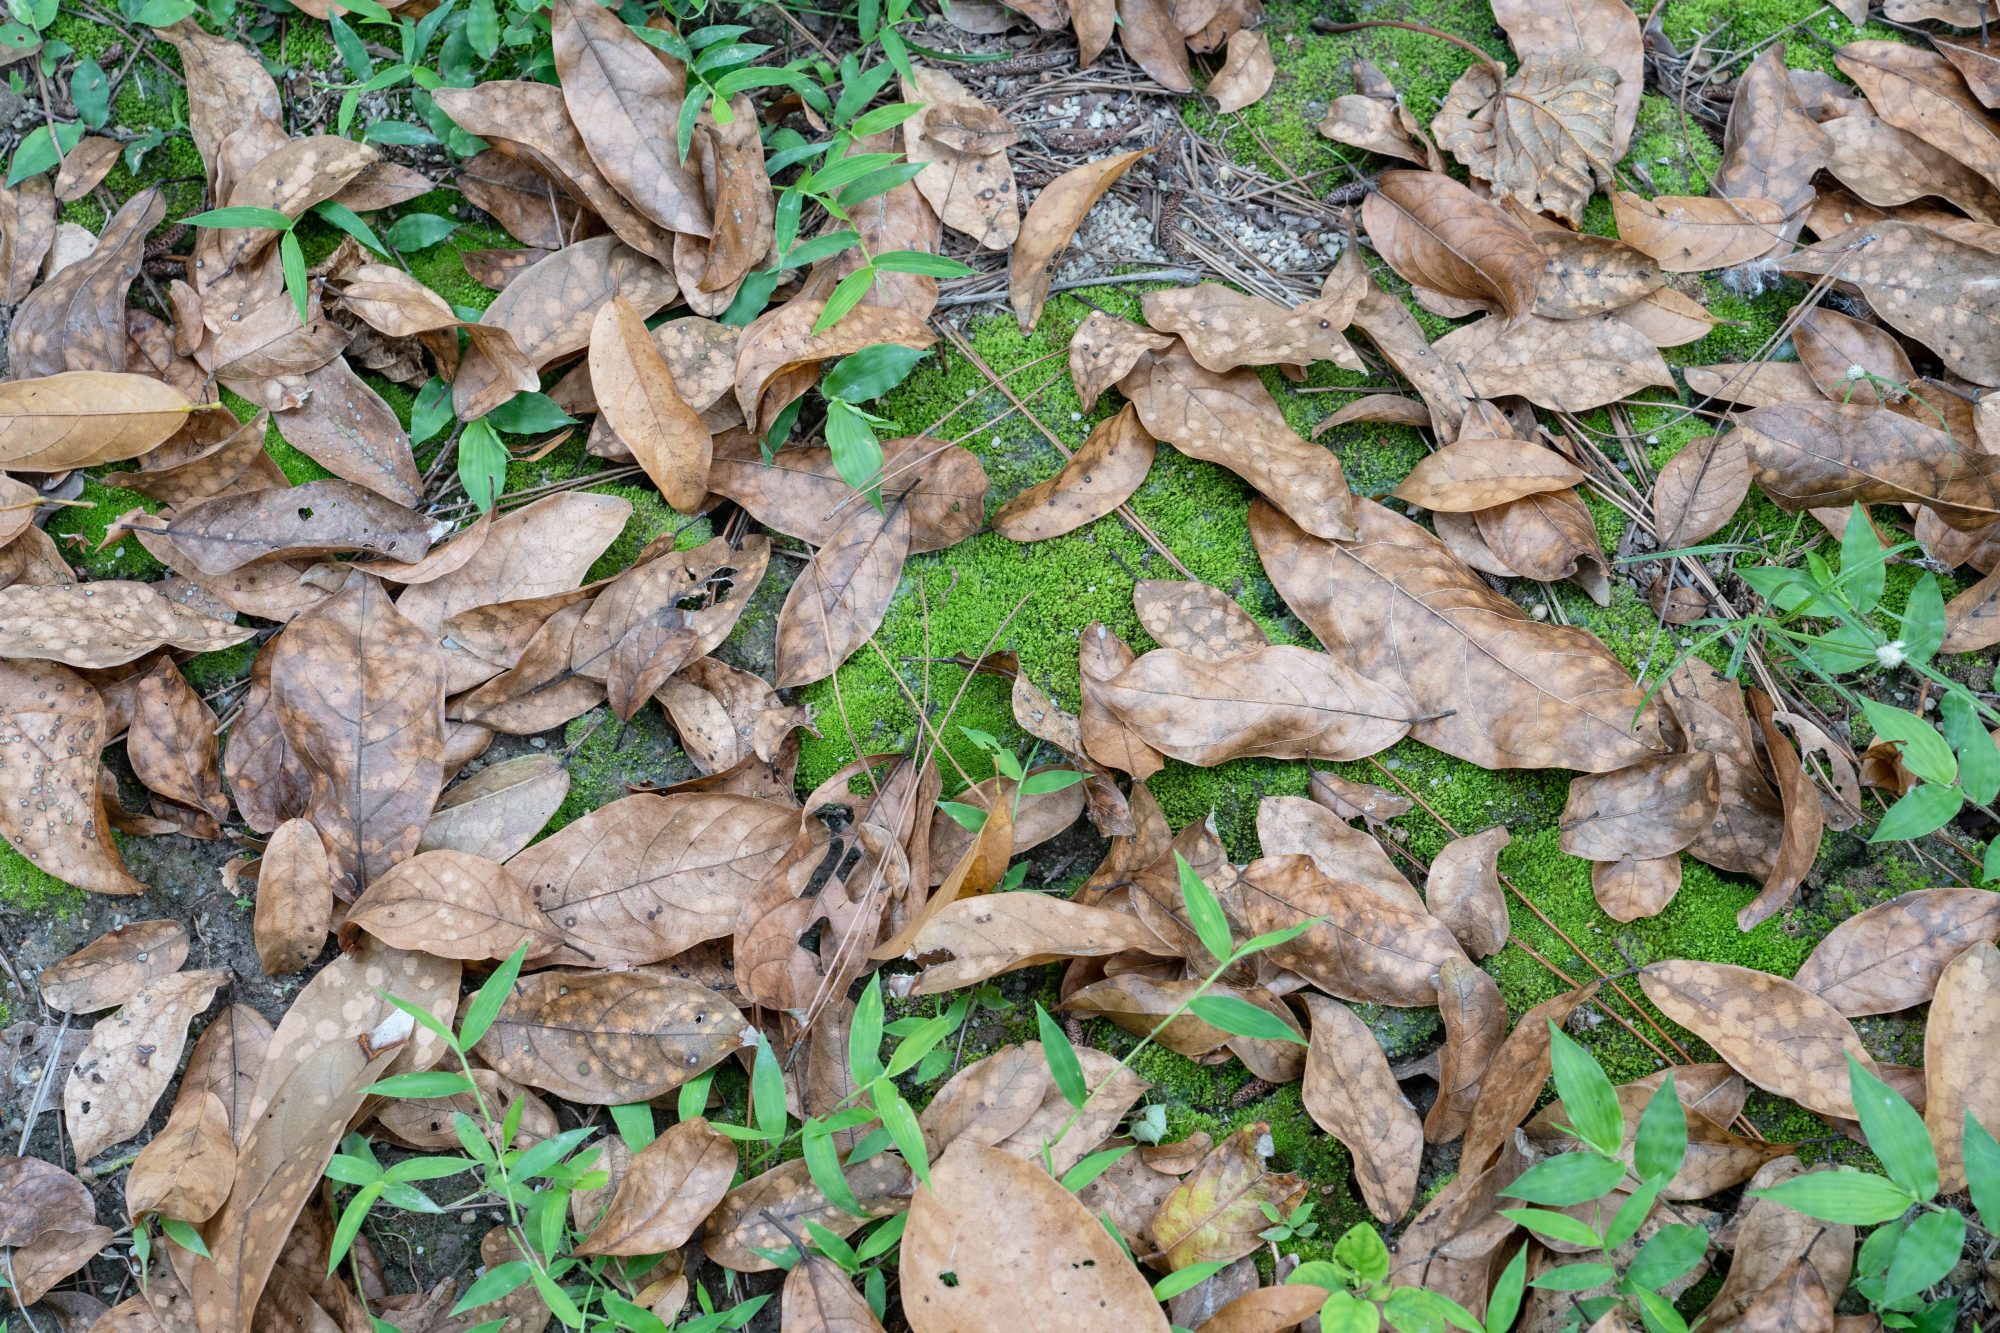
[936,799,987,831]
[1749,1167,1915,1223]
[1381,1286,1481,1333]
[777,229,862,271]
[1901,572,1946,667]
[386,213,459,251]
[179,204,294,231]
[850,975,885,1087]
[312,200,390,257]
[751,1036,787,1142]
[802,1125,864,1215]
[363,1070,474,1099]
[7,120,81,186]
[822,343,929,403]
[281,231,310,326]
[459,942,527,1049]
[824,398,884,506]
[1176,851,1234,961]
[609,1102,655,1155]
[1881,1206,1964,1306]
[848,101,926,137]
[1548,1023,1624,1157]
[1059,1145,1132,1192]
[364,120,438,147]
[1035,1002,1089,1109]
[70,57,109,128]
[410,377,454,447]
[1849,1053,1938,1201]
[1871,782,1963,843]
[1484,1244,1527,1333]
[485,391,575,435]
[467,0,499,59]
[1604,1178,1662,1252]
[1626,1223,1708,1292]
[1152,1261,1230,1301]
[458,418,508,514]
[1331,1222,1389,1285]
[1633,1073,1688,1187]
[1965,1112,2000,1231]
[1500,1150,1626,1207]
[1237,917,1321,955]
[528,1266,584,1330]
[870,248,978,278]
[1187,993,1305,1045]
[1840,502,1887,613]
[1498,1207,1601,1248]
[1862,699,1958,787]
[813,266,877,334]
[1942,690,2000,807]
[763,394,805,458]
[328,12,372,79]
[883,1009,957,1079]
[160,1215,211,1258]
[384,1154,477,1183]
[870,1078,930,1187]
[1528,1261,1616,1291]
[1316,1291,1380,1333]
[678,1067,716,1123]
[1019,769,1087,796]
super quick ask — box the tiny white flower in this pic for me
[1845,364,1868,381]
[1876,640,1907,669]
[1646,434,1660,445]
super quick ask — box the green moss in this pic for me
[1657,0,1894,76]
[184,640,260,693]
[0,843,86,913]
[43,479,165,580]
[550,707,693,833]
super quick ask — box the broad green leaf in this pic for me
[1871,782,1963,843]
[1187,993,1306,1045]
[1633,1074,1688,1187]
[1839,501,1886,613]
[870,1079,929,1187]
[1317,1291,1380,1333]
[485,391,575,435]
[1862,699,1957,787]
[1942,690,2000,806]
[1625,1223,1708,1292]
[1604,1178,1662,1252]
[8,121,83,185]
[313,200,390,256]
[1848,1053,1938,1201]
[363,1070,473,1099]
[70,57,109,127]
[1501,1150,1626,1207]
[1059,1145,1132,1192]
[1902,572,1946,667]
[802,1125,864,1215]
[813,266,876,334]
[1528,1261,1616,1291]
[1880,1206,1964,1306]
[1176,851,1234,961]
[386,213,459,251]
[1035,1002,1088,1109]
[1331,1222,1389,1285]
[1749,1167,1915,1224]
[1965,1113,2000,1231]
[160,1215,210,1258]
[936,800,987,831]
[872,249,976,277]
[850,975,885,1087]
[280,231,309,324]
[609,1102,655,1154]
[1485,1245,1528,1333]
[1152,1261,1229,1301]
[1499,1207,1601,1248]
[1020,769,1087,796]
[822,343,929,403]
[751,1037,787,1142]
[824,398,884,507]
[179,204,294,231]
[459,943,527,1049]
[457,418,508,514]
[1548,1024,1623,1157]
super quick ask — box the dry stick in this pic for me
[933,321,1197,580]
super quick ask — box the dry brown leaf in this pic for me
[1925,939,2000,1193]
[1823,114,2000,224]
[1239,854,1465,1005]
[341,848,558,961]
[1252,499,1662,772]
[1069,311,1172,411]
[1532,231,1665,319]
[0,660,144,895]
[1141,283,1363,373]
[0,176,56,303]
[1792,307,1916,407]
[253,818,334,976]
[1559,753,1719,861]
[1613,192,1791,271]
[1782,221,2000,389]
[1392,437,1584,511]
[1207,29,1274,112]
[1614,286,1717,348]
[101,408,276,509]
[1434,312,1675,412]
[902,1141,1169,1332]
[783,1253,885,1333]
[991,403,1155,542]
[710,430,985,554]
[418,755,570,862]
[1652,432,1750,549]
[64,969,226,1165]
[456,150,594,251]
[733,298,935,436]
[1944,565,2000,652]
[1312,394,1433,436]
[1009,149,1152,333]
[0,1155,93,1246]
[1426,826,1511,959]
[1837,42,2000,194]
[901,68,1020,250]
[1592,855,1683,923]
[589,296,711,511]
[1792,888,2000,1016]
[0,580,253,670]
[158,479,432,577]
[473,966,750,1103]
[7,1223,113,1307]
[1152,1123,1307,1270]
[1734,1257,1836,1333]
[1733,399,2000,527]
[1300,993,1421,1222]
[1683,361,1823,408]
[1131,579,1266,660]
[1093,644,1415,764]
[0,371,197,472]
[268,572,447,898]
[1116,0,1191,93]
[903,891,1176,995]
[271,358,425,507]
[1459,984,1599,1174]
[222,640,311,836]
[1432,56,1618,224]
[1699,1158,1854,1328]
[1490,0,1642,156]
[179,1004,272,1146]
[574,1116,736,1256]
[1426,956,1508,1145]
[399,492,632,639]
[1715,46,1830,232]
[704,1155,913,1273]
[11,188,161,378]
[37,920,188,1014]
[549,0,707,237]
[1661,660,1787,881]
[1307,769,1412,827]
[1639,960,1875,1119]
[1361,171,1541,322]
[918,1043,1052,1156]
[125,1088,233,1225]
[1123,342,1357,540]
[774,492,910,688]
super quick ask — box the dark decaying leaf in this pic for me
[1301,993,1422,1223]
[1360,171,1541,323]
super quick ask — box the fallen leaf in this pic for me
[178,1004,272,1145]
[1638,961,1875,1119]
[1123,342,1357,540]
[1613,192,1791,271]
[904,891,1176,995]
[1426,956,1508,1145]
[1434,312,1675,412]
[1592,855,1684,923]
[1559,753,1719,860]
[1793,888,2000,1016]
[1734,1257,1836,1333]
[1782,221,2000,389]
[733,298,934,436]
[124,1088,233,1224]
[7,1223,113,1307]
[269,357,425,507]
[919,1043,1052,1156]
[1822,114,2000,224]
[711,430,984,554]
[509,792,797,967]
[1614,286,1718,347]
[575,1116,736,1256]
[1944,566,2000,652]
[549,0,708,237]
[395,491,632,635]
[456,149,595,251]
[1425,826,1511,959]
[1432,56,1618,224]
[0,660,145,895]
[38,920,188,1014]
[1116,0,1192,94]
[703,1155,913,1273]
[1207,29,1274,112]
[0,1155,93,1246]
[1392,437,1585,511]
[773,490,911,688]
[64,969,226,1165]
[0,580,254,670]
[222,640,311,836]
[1252,499,1662,772]
[101,408,277,508]
[473,966,749,1103]
[1925,939,2000,1193]
[1141,283,1362,373]
[902,1141,1169,1332]
[1532,231,1665,318]
[1307,769,1412,826]
[784,1253,886,1333]
[1361,171,1541,322]
[1460,983,1599,1174]
[1837,41,2000,198]
[1009,150,1152,333]
[159,480,433,580]
[1300,993,1422,1223]
[1069,311,1172,411]
[11,188,162,378]
[0,371,196,472]
[1653,432,1751,548]
[253,818,334,976]
[342,848,558,961]
[418,755,570,862]
[1195,1285,1328,1333]
[1736,399,2000,529]
[902,68,1020,250]
[1131,579,1267,660]
[1094,644,1415,764]
[1698,1157,1854,1328]
[991,403,1155,542]
[1152,1123,1307,1270]
[0,176,56,304]
[1714,46,1830,230]
[1490,0,1644,156]
[1239,854,1466,1005]
[268,572,447,898]
[1791,307,1917,408]
[589,297,712,511]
